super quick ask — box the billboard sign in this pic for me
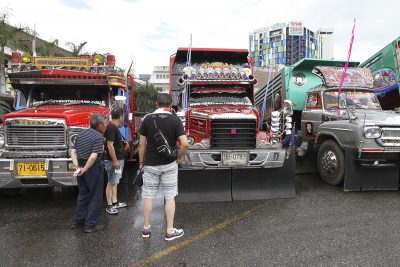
[33,57,91,69]
[288,21,304,36]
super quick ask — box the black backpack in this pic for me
[151,115,177,161]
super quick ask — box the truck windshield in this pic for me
[30,86,108,107]
[189,92,252,106]
[323,90,381,110]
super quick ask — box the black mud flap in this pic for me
[344,149,400,191]
[176,168,232,202]
[177,143,296,202]
[232,144,296,200]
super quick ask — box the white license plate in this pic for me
[222,151,249,166]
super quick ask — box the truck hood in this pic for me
[353,109,400,127]
[190,105,258,120]
[3,105,109,126]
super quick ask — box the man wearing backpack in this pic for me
[138,93,188,241]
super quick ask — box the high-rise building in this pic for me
[249,22,333,68]
[317,28,334,60]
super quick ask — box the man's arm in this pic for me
[138,134,147,171]
[70,148,79,169]
[177,135,188,163]
[79,152,99,176]
[107,140,120,169]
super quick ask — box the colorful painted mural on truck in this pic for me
[359,37,400,110]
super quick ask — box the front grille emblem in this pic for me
[231,128,237,135]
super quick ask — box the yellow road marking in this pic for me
[134,203,264,267]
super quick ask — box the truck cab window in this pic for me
[29,86,108,107]
[305,93,322,110]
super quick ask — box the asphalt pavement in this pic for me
[1,173,400,267]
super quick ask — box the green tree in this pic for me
[0,9,30,94]
[38,39,59,56]
[65,41,87,56]
[134,82,159,112]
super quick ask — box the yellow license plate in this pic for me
[17,162,46,176]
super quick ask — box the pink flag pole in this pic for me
[337,18,356,114]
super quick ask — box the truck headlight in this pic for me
[0,134,4,148]
[187,135,195,145]
[176,110,186,128]
[69,134,78,147]
[364,127,382,138]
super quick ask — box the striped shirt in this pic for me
[75,128,104,160]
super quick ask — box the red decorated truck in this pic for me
[0,52,140,193]
[169,48,295,202]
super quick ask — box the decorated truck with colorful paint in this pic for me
[0,52,139,192]
[169,48,295,202]
[256,58,400,191]
[359,36,400,110]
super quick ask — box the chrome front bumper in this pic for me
[180,148,286,169]
[0,158,77,188]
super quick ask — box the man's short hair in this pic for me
[111,108,123,120]
[157,93,172,107]
[90,113,106,129]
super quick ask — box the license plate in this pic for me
[17,162,46,176]
[221,151,249,166]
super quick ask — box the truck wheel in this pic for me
[317,140,345,185]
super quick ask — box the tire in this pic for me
[317,139,345,185]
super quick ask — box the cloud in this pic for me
[4,0,400,75]
[60,0,90,9]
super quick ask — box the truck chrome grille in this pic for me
[7,125,66,147]
[378,128,400,146]
[381,128,400,139]
[210,119,256,148]
[5,118,67,149]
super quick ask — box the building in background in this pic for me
[138,74,151,83]
[148,66,169,93]
[317,28,334,60]
[249,22,334,68]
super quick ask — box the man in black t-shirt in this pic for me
[139,93,188,241]
[104,108,129,215]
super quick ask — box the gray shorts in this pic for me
[142,161,178,199]
[105,160,125,185]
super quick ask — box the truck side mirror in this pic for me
[114,95,127,110]
[339,93,347,108]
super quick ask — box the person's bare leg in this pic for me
[106,183,113,205]
[112,184,118,203]
[165,197,175,230]
[143,198,153,228]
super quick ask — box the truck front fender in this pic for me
[315,131,344,148]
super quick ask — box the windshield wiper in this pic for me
[32,99,64,107]
[64,101,102,106]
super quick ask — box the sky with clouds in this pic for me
[3,0,400,75]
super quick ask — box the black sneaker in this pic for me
[142,227,151,238]
[70,220,84,229]
[84,224,105,233]
[165,228,184,241]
